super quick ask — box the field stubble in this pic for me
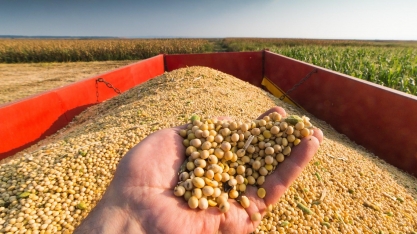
[0,61,137,105]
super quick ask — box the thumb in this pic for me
[262,134,320,206]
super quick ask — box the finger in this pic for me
[172,124,188,131]
[257,106,287,120]
[262,135,320,205]
[216,116,233,122]
[311,127,324,144]
[241,185,267,227]
[217,200,254,234]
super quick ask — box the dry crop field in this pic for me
[0,39,213,63]
[0,61,137,105]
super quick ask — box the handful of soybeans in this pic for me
[174,111,314,213]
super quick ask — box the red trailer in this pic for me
[1,50,416,176]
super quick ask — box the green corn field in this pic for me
[0,38,416,95]
[272,46,417,95]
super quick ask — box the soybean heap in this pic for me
[174,113,316,218]
[0,67,416,233]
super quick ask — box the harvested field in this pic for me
[0,61,137,105]
[0,66,416,233]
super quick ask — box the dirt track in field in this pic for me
[0,60,138,105]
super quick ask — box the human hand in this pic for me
[74,106,323,234]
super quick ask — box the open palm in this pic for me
[75,107,323,234]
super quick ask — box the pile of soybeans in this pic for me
[174,113,316,215]
[0,66,416,234]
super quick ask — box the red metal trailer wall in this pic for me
[0,55,165,159]
[164,51,264,87]
[263,51,417,176]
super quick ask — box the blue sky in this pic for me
[1,0,416,40]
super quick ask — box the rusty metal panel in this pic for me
[264,51,417,176]
[0,55,164,159]
[164,51,263,87]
